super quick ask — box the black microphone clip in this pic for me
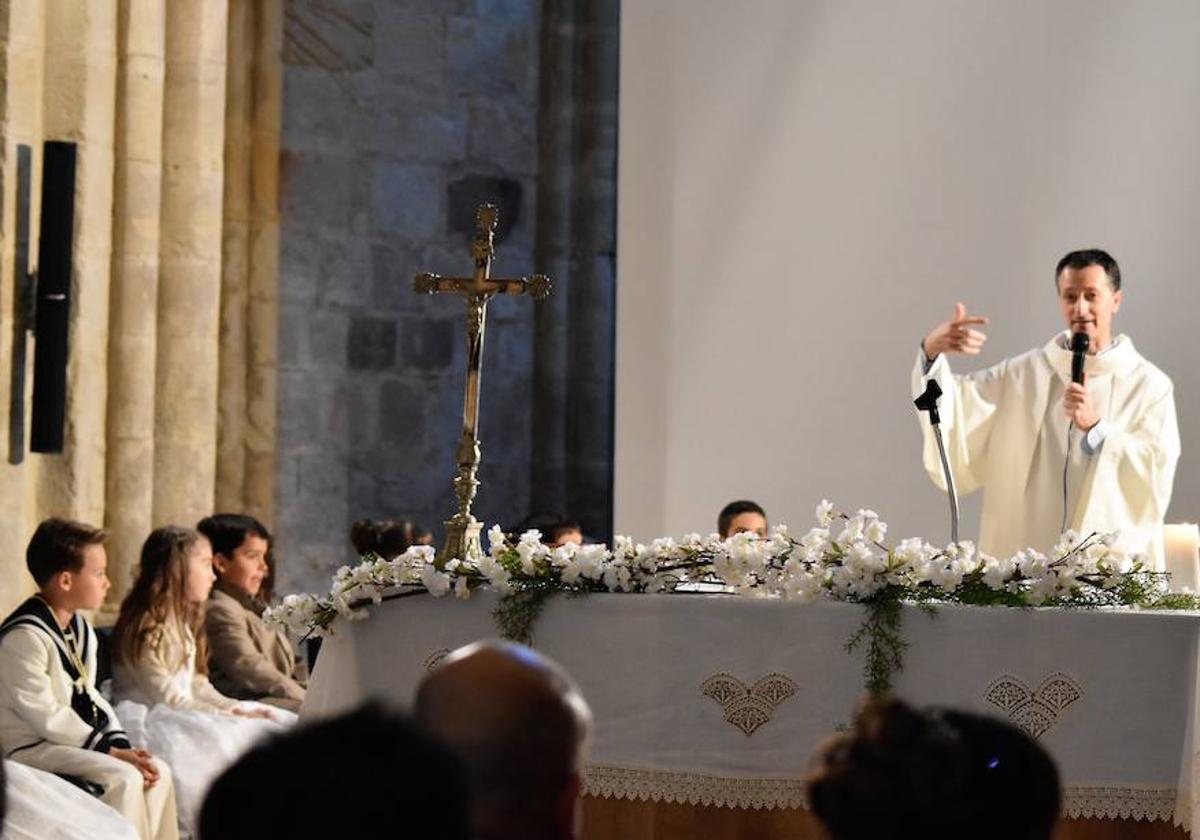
[914,379,943,425]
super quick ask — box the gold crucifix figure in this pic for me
[414,203,551,567]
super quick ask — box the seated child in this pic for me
[197,515,306,712]
[717,500,769,539]
[111,526,293,838]
[0,518,178,840]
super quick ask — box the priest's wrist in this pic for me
[921,337,937,363]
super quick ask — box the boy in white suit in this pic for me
[0,519,178,840]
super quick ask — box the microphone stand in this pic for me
[914,379,960,546]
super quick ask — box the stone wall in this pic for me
[276,0,618,597]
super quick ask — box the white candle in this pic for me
[1164,523,1200,592]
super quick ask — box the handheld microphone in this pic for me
[1070,332,1089,384]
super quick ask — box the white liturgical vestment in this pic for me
[912,333,1179,568]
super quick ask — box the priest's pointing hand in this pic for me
[923,302,989,361]
[1063,379,1101,430]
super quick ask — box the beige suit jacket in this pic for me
[205,583,306,712]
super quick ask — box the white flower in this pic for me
[420,565,452,597]
[476,554,513,593]
[864,518,887,544]
[816,500,835,527]
[453,575,471,599]
[487,525,508,556]
[1015,549,1049,579]
[980,553,1014,590]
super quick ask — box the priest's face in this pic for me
[1057,264,1122,352]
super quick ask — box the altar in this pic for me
[303,591,1200,839]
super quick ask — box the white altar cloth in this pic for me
[303,591,1200,832]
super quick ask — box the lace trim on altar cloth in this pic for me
[1062,786,1183,826]
[584,764,806,810]
[584,765,1185,826]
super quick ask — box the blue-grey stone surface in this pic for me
[276,0,618,598]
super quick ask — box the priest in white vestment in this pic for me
[912,249,1180,568]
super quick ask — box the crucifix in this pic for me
[414,203,551,567]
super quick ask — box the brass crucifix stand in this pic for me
[414,204,551,567]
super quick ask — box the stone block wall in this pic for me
[276,0,567,596]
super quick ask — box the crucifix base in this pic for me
[439,515,484,568]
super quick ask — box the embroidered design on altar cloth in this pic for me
[423,648,451,671]
[984,672,1082,738]
[700,672,797,736]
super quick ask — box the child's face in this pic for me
[725,511,768,539]
[66,543,110,612]
[214,534,269,599]
[184,538,217,604]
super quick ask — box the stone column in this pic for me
[217,0,281,528]
[36,0,118,527]
[105,0,165,605]
[531,0,619,540]
[530,0,575,515]
[0,1,47,611]
[243,0,282,529]
[153,0,228,526]
[216,0,252,515]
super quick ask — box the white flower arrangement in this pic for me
[266,502,1179,639]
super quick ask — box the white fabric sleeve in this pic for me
[1081,419,1108,455]
[911,350,1009,497]
[129,635,230,715]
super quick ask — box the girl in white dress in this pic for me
[110,527,295,838]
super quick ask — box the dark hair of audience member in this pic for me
[199,703,469,840]
[717,500,765,538]
[806,697,1061,840]
[25,518,108,586]
[511,512,582,547]
[349,518,425,559]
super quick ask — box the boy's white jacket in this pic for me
[0,597,131,756]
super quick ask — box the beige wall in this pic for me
[617,0,1200,544]
[0,0,281,617]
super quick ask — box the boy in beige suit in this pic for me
[0,519,178,840]
[198,515,306,712]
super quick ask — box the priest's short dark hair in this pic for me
[1055,248,1121,291]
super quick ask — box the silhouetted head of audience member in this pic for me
[512,513,583,549]
[349,518,429,559]
[415,641,594,840]
[806,697,1061,840]
[199,703,469,840]
[717,500,768,539]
